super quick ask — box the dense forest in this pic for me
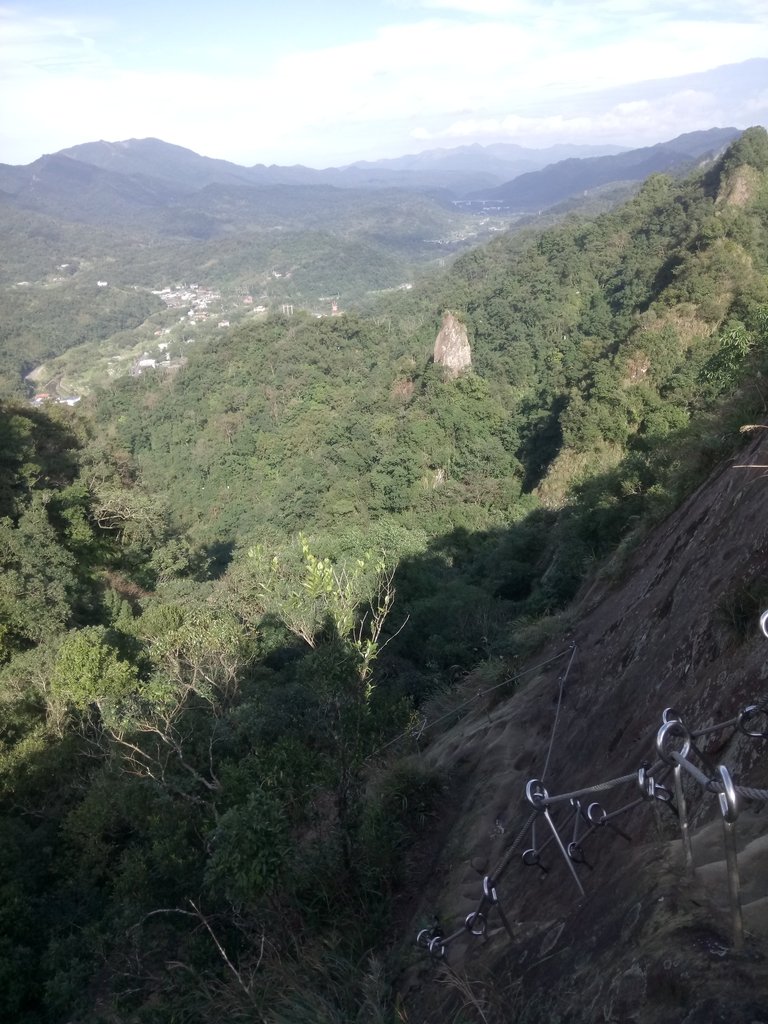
[1,127,767,1023]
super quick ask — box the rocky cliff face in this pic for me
[434,312,472,376]
[401,423,768,1023]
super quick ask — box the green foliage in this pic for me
[699,319,754,392]
[0,131,767,1022]
[52,625,138,711]
[205,788,291,904]
[721,125,768,175]
[359,759,443,892]
[245,533,397,701]
[0,498,81,645]
[0,282,163,384]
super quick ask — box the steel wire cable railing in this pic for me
[416,614,768,960]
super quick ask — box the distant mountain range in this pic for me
[466,127,742,211]
[52,137,628,196]
[0,127,748,231]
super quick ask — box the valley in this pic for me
[0,124,767,1023]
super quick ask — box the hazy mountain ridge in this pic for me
[0,127,746,232]
[469,126,743,208]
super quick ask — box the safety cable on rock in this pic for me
[541,643,578,782]
[416,613,768,961]
[372,646,574,760]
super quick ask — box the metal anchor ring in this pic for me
[656,719,692,765]
[738,704,768,739]
[717,765,739,824]
[465,911,487,937]
[638,765,672,803]
[428,936,446,957]
[524,847,548,872]
[483,876,499,904]
[525,778,549,809]
[760,609,768,640]
[638,764,654,799]
[586,801,607,825]
[567,842,590,865]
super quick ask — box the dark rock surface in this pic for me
[401,424,768,1021]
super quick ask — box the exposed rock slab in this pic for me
[401,423,768,1022]
[434,312,472,377]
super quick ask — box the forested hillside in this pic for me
[0,127,767,1023]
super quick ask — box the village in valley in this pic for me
[25,278,273,406]
[25,271,388,407]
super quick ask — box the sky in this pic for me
[1,1,767,168]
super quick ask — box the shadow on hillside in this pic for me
[379,414,756,699]
[0,403,82,519]
[204,538,236,577]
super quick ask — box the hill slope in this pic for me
[471,127,742,209]
[401,421,768,1023]
[1,128,767,1024]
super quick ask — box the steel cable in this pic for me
[541,644,578,782]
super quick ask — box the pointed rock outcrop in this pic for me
[433,312,471,377]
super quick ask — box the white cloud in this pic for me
[0,2,766,165]
[417,0,537,13]
[412,86,766,149]
[0,9,110,77]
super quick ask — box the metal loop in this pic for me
[663,707,683,724]
[428,936,446,957]
[522,848,541,867]
[526,778,549,809]
[656,720,692,765]
[717,765,739,824]
[760,609,768,640]
[567,842,585,863]
[483,876,499,904]
[638,765,673,803]
[465,911,487,937]
[638,764,653,799]
[416,928,431,948]
[738,704,768,740]
[586,801,607,825]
